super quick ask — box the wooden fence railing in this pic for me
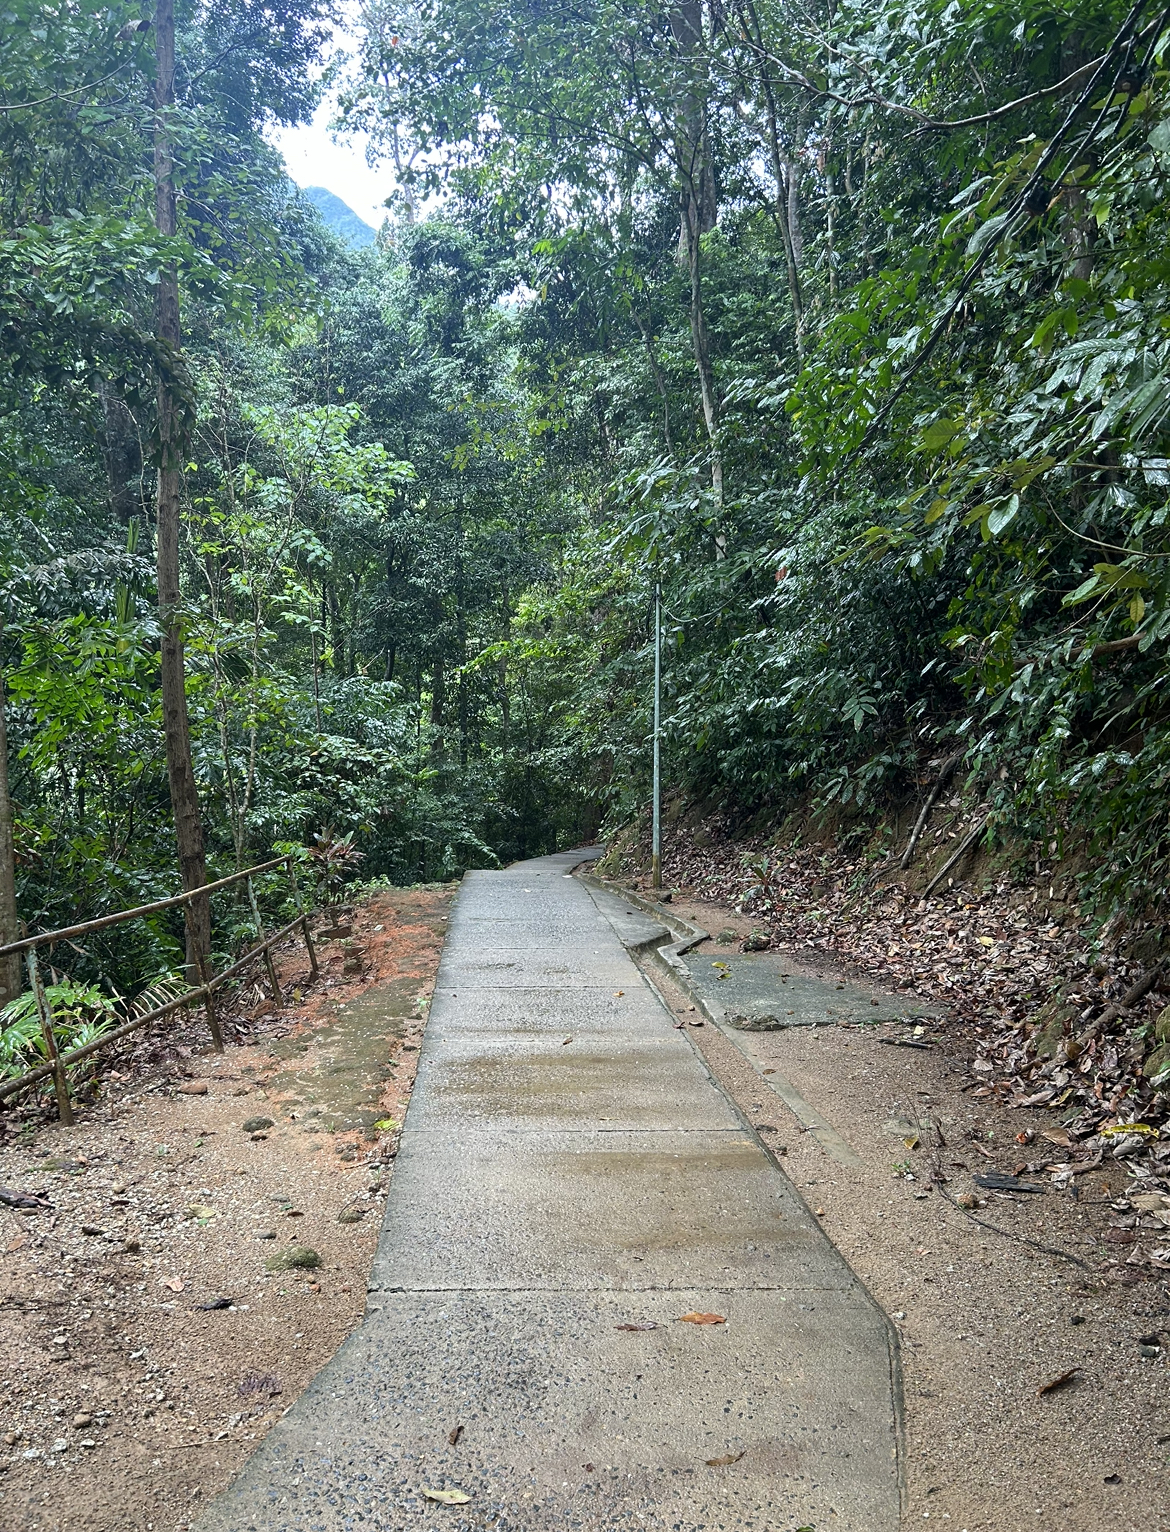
[0,855,318,1123]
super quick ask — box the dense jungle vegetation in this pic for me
[3,0,1170,1002]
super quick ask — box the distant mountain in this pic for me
[303,187,377,249]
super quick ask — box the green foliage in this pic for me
[9,0,1170,1013]
[0,981,119,1080]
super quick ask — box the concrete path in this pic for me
[198,852,901,1531]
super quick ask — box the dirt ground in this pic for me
[641,891,1170,1532]
[0,882,455,1532]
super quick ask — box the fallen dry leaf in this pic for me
[615,1322,657,1332]
[422,1487,471,1505]
[1037,1367,1080,1396]
[162,1276,184,1293]
[1132,1192,1170,1212]
[6,1234,28,1253]
[705,1450,745,1467]
[1040,1128,1073,1148]
[677,1311,725,1325]
[447,1424,463,1446]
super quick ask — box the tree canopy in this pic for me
[3,0,1170,999]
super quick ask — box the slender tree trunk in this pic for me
[741,0,804,347]
[671,0,722,509]
[785,102,805,271]
[681,209,723,510]
[0,682,21,1008]
[154,0,210,981]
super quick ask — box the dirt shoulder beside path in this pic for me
[0,882,454,1532]
[601,813,1170,1187]
[635,895,1170,1532]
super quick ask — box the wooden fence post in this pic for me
[286,860,319,978]
[27,948,72,1124]
[246,876,282,1001]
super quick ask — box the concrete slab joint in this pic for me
[198,850,902,1531]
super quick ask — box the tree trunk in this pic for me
[740,0,804,347]
[671,0,722,509]
[0,681,21,1008]
[681,208,723,510]
[154,0,211,983]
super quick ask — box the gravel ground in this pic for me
[641,902,1170,1532]
[0,883,454,1532]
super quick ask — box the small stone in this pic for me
[4,1429,21,1445]
[242,1117,275,1134]
[79,1439,96,1450]
[338,1207,366,1224]
[51,1334,68,1346]
[123,1237,140,1253]
[72,1413,92,1430]
[265,1246,321,1272]
[257,1230,277,1241]
[177,1081,208,1095]
[51,1438,67,1453]
[80,1225,103,1237]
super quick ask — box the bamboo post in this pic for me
[246,876,281,1001]
[286,860,318,978]
[27,948,72,1124]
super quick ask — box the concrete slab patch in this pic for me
[680,951,939,1030]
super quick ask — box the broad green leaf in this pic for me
[920,419,959,452]
[986,496,1020,537]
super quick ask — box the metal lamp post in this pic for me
[651,580,662,890]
